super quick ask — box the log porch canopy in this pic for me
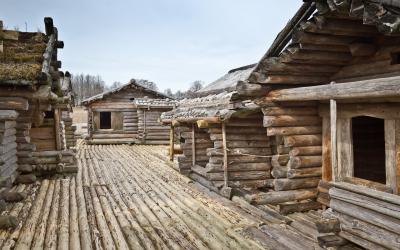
[239,0,400,248]
[0,18,76,187]
[81,80,174,145]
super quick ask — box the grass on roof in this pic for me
[0,62,41,82]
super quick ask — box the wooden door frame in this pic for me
[320,103,400,194]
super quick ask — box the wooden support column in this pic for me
[222,122,228,187]
[322,117,332,181]
[192,123,196,167]
[54,108,62,150]
[396,121,400,194]
[143,110,147,138]
[330,95,337,181]
[169,125,174,161]
[337,118,353,181]
[385,120,399,194]
[88,107,93,139]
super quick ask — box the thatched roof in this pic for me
[81,79,171,105]
[197,64,256,95]
[133,97,177,109]
[0,19,61,86]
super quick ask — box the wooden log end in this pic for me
[0,215,18,229]
[0,190,27,202]
[15,174,37,184]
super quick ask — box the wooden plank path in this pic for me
[0,143,340,249]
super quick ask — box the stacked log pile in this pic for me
[246,105,322,210]
[61,111,76,148]
[137,109,170,144]
[206,115,272,190]
[0,110,18,186]
[122,110,138,134]
[323,182,400,249]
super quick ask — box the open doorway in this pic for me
[100,112,111,129]
[352,116,386,184]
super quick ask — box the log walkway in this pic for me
[0,144,355,249]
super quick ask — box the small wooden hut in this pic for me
[0,18,76,186]
[161,65,277,196]
[239,0,400,248]
[82,80,173,144]
[133,97,176,144]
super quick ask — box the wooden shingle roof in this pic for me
[81,79,170,105]
[242,0,400,100]
[133,97,177,109]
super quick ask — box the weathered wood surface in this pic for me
[0,143,362,249]
[265,75,400,102]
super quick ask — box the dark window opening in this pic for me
[100,112,111,129]
[44,111,54,118]
[390,52,400,65]
[352,116,386,184]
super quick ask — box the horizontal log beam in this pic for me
[265,75,400,102]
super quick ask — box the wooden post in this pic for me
[330,96,337,181]
[385,120,398,194]
[88,107,93,139]
[192,123,196,167]
[322,117,332,181]
[222,122,228,187]
[337,118,353,180]
[169,125,174,161]
[143,110,147,140]
[54,108,62,150]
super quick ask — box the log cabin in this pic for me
[161,64,279,197]
[82,80,173,144]
[237,0,400,248]
[0,18,76,187]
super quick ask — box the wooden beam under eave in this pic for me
[175,116,221,124]
[264,75,400,103]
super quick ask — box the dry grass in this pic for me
[0,62,42,82]
[72,106,88,123]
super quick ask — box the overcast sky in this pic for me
[2,0,301,92]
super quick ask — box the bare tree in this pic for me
[71,73,107,105]
[163,88,173,97]
[109,81,123,90]
[189,80,203,92]
[136,79,159,91]
[184,80,204,98]
[174,90,185,100]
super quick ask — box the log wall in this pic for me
[180,126,212,172]
[255,105,322,207]
[206,115,272,190]
[122,110,138,134]
[137,109,170,144]
[16,108,36,180]
[326,183,400,250]
[61,110,76,149]
[0,110,18,186]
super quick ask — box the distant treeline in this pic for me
[71,73,204,105]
